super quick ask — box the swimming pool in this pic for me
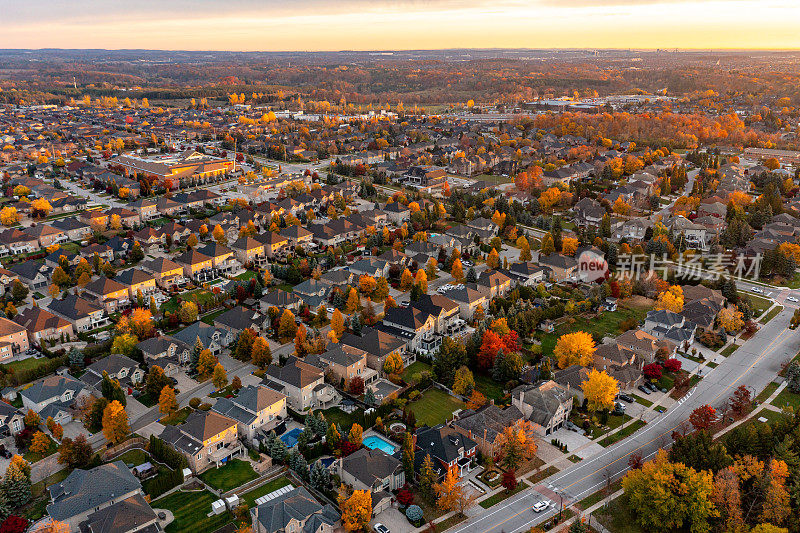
[280,428,303,448]
[363,434,399,455]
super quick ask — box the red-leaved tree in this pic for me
[643,363,663,380]
[689,404,717,431]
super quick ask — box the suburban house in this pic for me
[0,316,30,360]
[259,289,303,313]
[231,236,266,267]
[171,322,235,356]
[339,447,404,508]
[160,410,243,473]
[384,201,410,224]
[379,305,438,354]
[340,327,409,372]
[445,286,488,321]
[539,253,578,282]
[262,356,336,412]
[0,401,25,437]
[47,295,109,333]
[211,385,287,443]
[643,310,697,349]
[250,486,339,533]
[452,404,526,457]
[306,344,376,387]
[47,461,158,533]
[136,336,190,375]
[83,276,130,312]
[613,329,676,364]
[139,257,186,290]
[80,354,144,391]
[414,424,478,478]
[20,375,89,424]
[114,268,157,300]
[511,380,573,436]
[14,306,74,344]
[174,249,214,282]
[505,261,546,286]
[477,269,513,299]
[213,307,268,337]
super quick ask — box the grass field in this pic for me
[198,459,258,492]
[201,308,226,325]
[539,303,649,354]
[408,388,465,427]
[475,373,505,401]
[772,389,800,411]
[402,361,432,384]
[235,270,258,281]
[598,420,647,447]
[160,407,191,426]
[479,480,530,509]
[760,305,783,324]
[240,476,293,508]
[739,292,772,316]
[2,357,51,374]
[631,394,653,407]
[319,406,359,433]
[23,435,57,463]
[155,489,233,533]
[755,382,779,403]
[720,344,740,357]
[595,497,645,533]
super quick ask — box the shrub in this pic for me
[408,390,421,401]
[199,402,212,411]
[406,505,424,526]
[664,358,681,373]
[189,397,201,409]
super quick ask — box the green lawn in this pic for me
[112,448,150,466]
[756,382,779,403]
[408,388,465,427]
[474,373,505,401]
[198,459,258,492]
[2,357,51,374]
[319,406,359,433]
[472,174,513,187]
[201,308,226,325]
[631,394,653,407]
[235,270,258,281]
[760,305,783,324]
[720,344,740,357]
[758,409,788,425]
[771,389,800,411]
[154,489,234,533]
[539,303,649,354]
[739,292,772,316]
[598,420,647,447]
[656,373,675,391]
[402,361,432,384]
[23,435,57,463]
[479,480,530,509]
[240,476,293,508]
[160,407,191,426]
[595,497,646,533]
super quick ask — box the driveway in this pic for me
[61,421,92,440]
[546,427,604,459]
[371,507,412,533]
[125,397,149,421]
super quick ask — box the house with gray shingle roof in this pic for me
[211,385,287,443]
[251,486,339,533]
[511,380,573,437]
[47,461,147,531]
[339,447,405,493]
[21,375,89,424]
[160,410,242,473]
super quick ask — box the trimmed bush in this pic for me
[189,397,201,409]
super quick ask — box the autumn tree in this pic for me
[158,385,178,415]
[400,268,414,291]
[655,285,684,313]
[212,363,228,390]
[561,237,579,257]
[278,309,298,340]
[612,197,632,216]
[251,336,272,368]
[581,369,619,412]
[338,487,372,532]
[346,288,360,314]
[452,366,475,396]
[212,224,227,245]
[466,390,487,410]
[517,235,532,261]
[178,301,199,323]
[435,466,477,515]
[0,207,19,226]
[622,450,716,533]
[101,400,129,445]
[496,420,538,471]
[486,248,500,269]
[554,331,595,368]
[30,198,52,218]
[540,233,555,256]
[383,351,404,376]
[718,306,744,333]
[451,258,464,283]
[689,405,717,432]
[28,431,50,455]
[197,349,217,378]
[349,423,363,446]
[414,269,428,292]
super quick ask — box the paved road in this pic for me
[452,306,800,533]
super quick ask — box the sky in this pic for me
[1,0,799,51]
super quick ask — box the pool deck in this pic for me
[362,429,400,455]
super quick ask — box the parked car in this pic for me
[645,381,657,391]
[751,286,764,294]
[788,296,798,303]
[373,524,390,533]
[619,394,634,403]
[533,500,550,513]
[638,385,651,395]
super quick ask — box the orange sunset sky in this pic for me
[1,0,799,50]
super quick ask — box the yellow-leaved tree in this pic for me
[101,400,129,445]
[717,306,745,333]
[554,331,595,368]
[581,369,619,412]
[655,285,684,313]
[338,486,372,532]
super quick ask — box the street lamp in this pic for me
[553,487,564,522]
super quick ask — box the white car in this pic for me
[788,296,799,303]
[750,287,764,294]
[533,500,550,513]
[373,524,390,533]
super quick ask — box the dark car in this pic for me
[619,394,634,403]
[637,385,651,395]
[168,377,178,386]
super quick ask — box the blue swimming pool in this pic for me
[363,434,398,455]
[280,428,303,448]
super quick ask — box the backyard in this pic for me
[198,459,258,492]
[402,361,432,384]
[408,388,465,427]
[154,489,233,533]
[240,476,293,508]
[539,302,650,354]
